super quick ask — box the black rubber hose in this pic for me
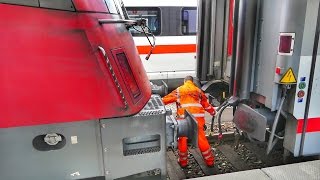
[216,100,228,112]
[210,101,229,132]
[217,104,229,135]
[210,116,215,132]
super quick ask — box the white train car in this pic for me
[123,0,198,89]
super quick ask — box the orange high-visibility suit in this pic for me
[162,80,216,167]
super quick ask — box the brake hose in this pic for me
[217,103,230,140]
[210,101,230,141]
[210,100,228,132]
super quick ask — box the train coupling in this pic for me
[166,110,198,149]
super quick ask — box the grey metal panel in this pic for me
[253,0,308,110]
[39,0,75,11]
[197,0,229,81]
[160,7,170,36]
[282,115,309,157]
[233,104,274,141]
[293,134,302,156]
[171,7,182,36]
[302,132,320,156]
[155,6,182,36]
[273,0,308,83]
[213,0,225,79]
[0,121,104,180]
[200,0,212,80]
[100,95,167,180]
[222,0,230,80]
[283,115,299,154]
[261,160,320,180]
[253,0,282,109]
[234,0,257,99]
[0,0,39,6]
[196,0,204,79]
[300,0,320,56]
[250,0,261,92]
[209,0,217,77]
[192,169,270,180]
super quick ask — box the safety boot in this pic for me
[178,158,188,168]
[201,148,215,167]
[178,151,188,168]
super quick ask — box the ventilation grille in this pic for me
[123,134,161,156]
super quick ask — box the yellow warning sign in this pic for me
[280,68,297,84]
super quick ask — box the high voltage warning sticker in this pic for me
[280,68,297,84]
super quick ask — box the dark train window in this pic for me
[181,7,197,35]
[126,7,161,36]
[113,51,141,100]
[0,0,39,7]
[72,0,109,13]
[39,0,75,11]
[0,0,76,11]
[105,0,118,14]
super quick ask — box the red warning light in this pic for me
[278,33,295,56]
[275,67,281,75]
[279,36,292,53]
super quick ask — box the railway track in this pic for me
[166,132,317,180]
[165,104,317,179]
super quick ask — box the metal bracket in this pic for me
[266,85,289,154]
[98,19,137,25]
[151,80,168,97]
[98,18,148,31]
[98,19,138,30]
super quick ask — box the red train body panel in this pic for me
[0,2,151,128]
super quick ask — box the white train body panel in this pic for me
[134,36,197,80]
[123,0,197,87]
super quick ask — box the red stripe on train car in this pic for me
[136,44,196,54]
[297,117,320,133]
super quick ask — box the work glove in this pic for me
[210,106,218,116]
[210,110,216,117]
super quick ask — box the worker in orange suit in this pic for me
[162,76,216,167]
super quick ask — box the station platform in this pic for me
[193,160,320,180]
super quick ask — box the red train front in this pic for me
[0,1,174,179]
[0,0,151,128]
